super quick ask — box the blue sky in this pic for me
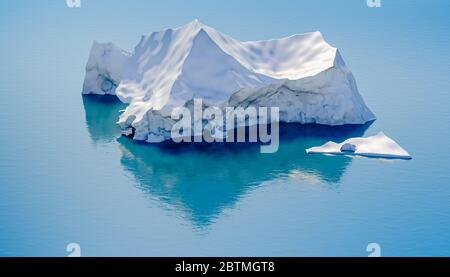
[1,0,449,50]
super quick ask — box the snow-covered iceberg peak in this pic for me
[82,20,376,142]
[306,132,412,160]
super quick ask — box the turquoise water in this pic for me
[1,0,450,256]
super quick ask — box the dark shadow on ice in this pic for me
[82,95,372,227]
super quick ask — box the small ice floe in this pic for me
[306,132,412,160]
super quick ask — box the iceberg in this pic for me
[82,41,130,95]
[82,20,375,142]
[306,132,412,160]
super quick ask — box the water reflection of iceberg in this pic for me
[82,95,127,143]
[82,95,371,226]
[117,124,371,226]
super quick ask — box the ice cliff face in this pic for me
[227,51,374,126]
[82,42,130,95]
[82,20,375,142]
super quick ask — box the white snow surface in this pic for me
[82,20,376,142]
[82,41,130,95]
[306,132,412,159]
